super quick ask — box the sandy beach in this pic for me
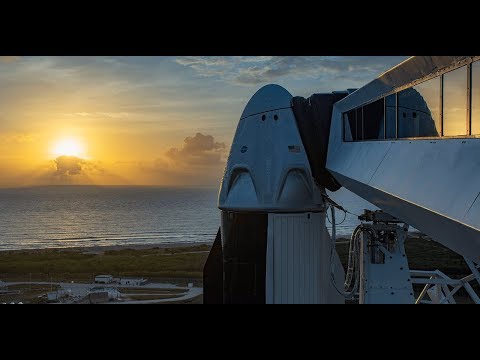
[0,241,213,255]
[0,231,431,254]
[61,241,214,255]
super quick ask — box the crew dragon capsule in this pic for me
[203,84,348,304]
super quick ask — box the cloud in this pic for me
[72,112,129,119]
[0,56,410,187]
[19,133,228,187]
[0,132,229,187]
[175,57,231,68]
[35,156,106,185]
[113,133,228,186]
[0,56,20,63]
[175,56,407,86]
[165,132,226,167]
[54,156,85,176]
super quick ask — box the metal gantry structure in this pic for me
[336,209,480,304]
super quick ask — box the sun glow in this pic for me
[51,138,86,158]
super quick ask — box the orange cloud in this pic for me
[115,133,228,186]
[165,132,226,167]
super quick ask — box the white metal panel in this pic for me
[359,229,414,304]
[331,171,480,263]
[464,192,480,225]
[219,84,324,213]
[326,107,345,161]
[369,139,480,222]
[327,100,480,262]
[266,212,344,304]
[222,171,258,208]
[328,141,393,185]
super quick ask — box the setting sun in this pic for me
[51,138,86,158]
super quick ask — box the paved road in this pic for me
[113,287,203,304]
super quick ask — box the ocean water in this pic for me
[0,186,220,251]
[0,186,377,251]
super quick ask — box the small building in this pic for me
[89,287,121,300]
[47,292,58,301]
[119,277,148,286]
[47,289,71,302]
[95,275,113,284]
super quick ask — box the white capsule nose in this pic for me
[219,84,323,212]
[240,84,293,119]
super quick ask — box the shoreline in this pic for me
[0,231,431,254]
[0,240,214,254]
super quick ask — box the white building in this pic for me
[89,287,121,300]
[47,289,72,302]
[94,275,113,284]
[119,277,147,286]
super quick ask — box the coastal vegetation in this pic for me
[0,244,211,282]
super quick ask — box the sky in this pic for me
[0,56,407,187]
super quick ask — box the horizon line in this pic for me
[0,184,219,190]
